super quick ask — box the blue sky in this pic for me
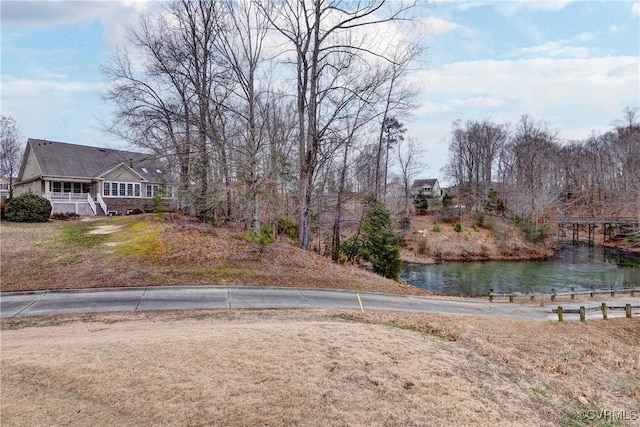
[1,1,639,179]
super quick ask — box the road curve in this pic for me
[1,286,638,320]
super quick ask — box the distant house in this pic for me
[411,178,443,197]
[14,139,177,216]
[0,177,10,202]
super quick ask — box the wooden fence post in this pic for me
[509,293,514,303]
[570,287,575,300]
[557,306,563,322]
[579,306,585,322]
[610,287,615,297]
[626,304,632,318]
[551,288,556,302]
[590,285,595,298]
[489,288,494,302]
[601,303,608,320]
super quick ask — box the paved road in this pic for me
[1,286,638,320]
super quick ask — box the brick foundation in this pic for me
[102,198,177,215]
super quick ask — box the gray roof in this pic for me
[21,139,174,183]
[411,178,438,189]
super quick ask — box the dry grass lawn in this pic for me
[2,310,638,426]
[0,215,425,295]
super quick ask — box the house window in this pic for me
[73,183,82,193]
[146,185,153,198]
[63,182,72,193]
[53,182,62,193]
[102,181,143,198]
[0,183,8,191]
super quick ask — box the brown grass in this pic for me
[0,215,427,295]
[403,212,556,263]
[2,310,638,426]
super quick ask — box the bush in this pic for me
[246,222,276,249]
[417,238,428,256]
[442,193,454,209]
[518,220,553,243]
[4,193,52,222]
[397,215,411,231]
[472,211,485,227]
[413,194,429,215]
[485,189,505,215]
[343,195,402,280]
[432,222,441,232]
[453,222,462,233]
[440,208,458,224]
[277,215,298,241]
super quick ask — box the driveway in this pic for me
[1,286,638,320]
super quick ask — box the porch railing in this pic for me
[44,192,98,216]
[86,194,97,215]
[46,192,89,201]
[96,193,108,214]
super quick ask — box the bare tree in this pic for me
[260,0,421,249]
[373,45,421,198]
[396,137,423,218]
[505,115,559,222]
[216,0,271,232]
[103,0,231,220]
[0,116,23,199]
[444,119,508,209]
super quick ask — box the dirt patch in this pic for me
[88,225,124,235]
[5,309,632,426]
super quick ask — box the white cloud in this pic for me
[632,2,640,17]
[518,32,601,59]
[521,41,591,58]
[408,54,639,174]
[1,76,104,96]
[495,0,576,15]
[423,16,474,37]
[420,56,638,104]
[1,1,115,27]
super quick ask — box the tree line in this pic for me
[102,0,425,259]
[443,108,640,225]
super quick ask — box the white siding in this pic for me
[103,165,141,183]
[21,147,43,182]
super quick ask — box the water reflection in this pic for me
[401,245,640,296]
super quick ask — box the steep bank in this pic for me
[0,215,428,296]
[402,212,557,264]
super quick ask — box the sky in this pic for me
[1,0,639,182]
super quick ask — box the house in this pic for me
[0,177,10,202]
[411,178,443,197]
[14,139,177,216]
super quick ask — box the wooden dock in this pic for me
[557,217,639,246]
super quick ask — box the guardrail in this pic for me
[553,303,638,321]
[488,286,638,302]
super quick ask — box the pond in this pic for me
[400,245,640,297]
